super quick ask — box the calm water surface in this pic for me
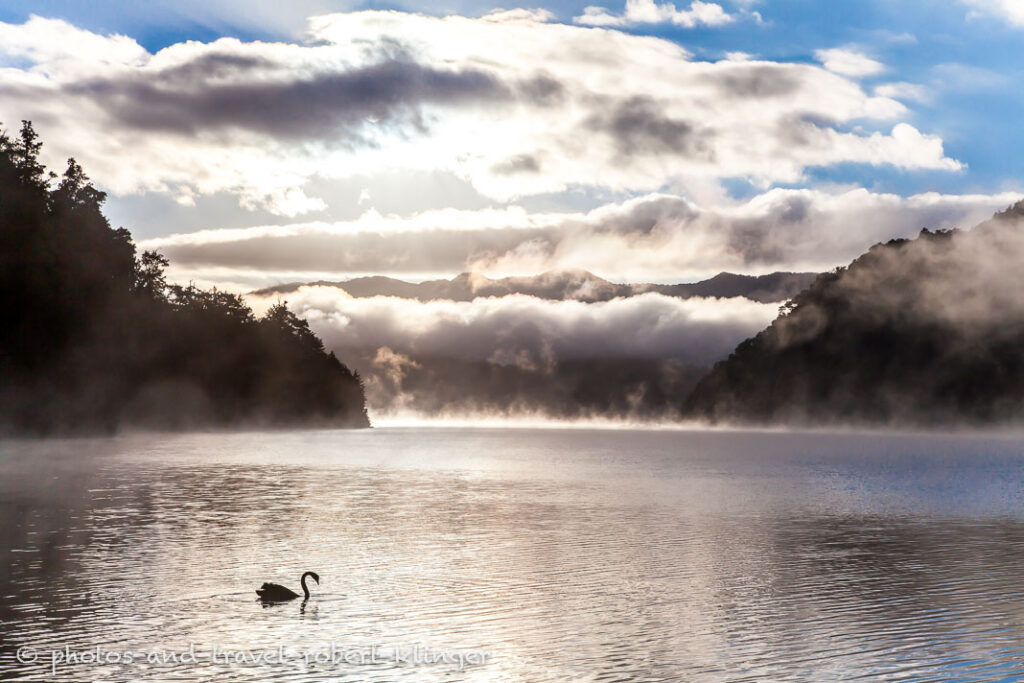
[3,427,1024,682]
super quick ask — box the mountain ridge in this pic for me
[253,269,819,304]
[682,200,1024,426]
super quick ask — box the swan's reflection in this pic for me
[299,599,319,617]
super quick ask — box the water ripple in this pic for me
[3,428,1024,681]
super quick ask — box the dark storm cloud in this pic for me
[585,96,713,159]
[64,58,507,139]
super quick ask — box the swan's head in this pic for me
[309,571,320,585]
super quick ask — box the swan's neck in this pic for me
[301,573,311,599]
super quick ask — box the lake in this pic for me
[3,427,1024,682]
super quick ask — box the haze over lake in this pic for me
[4,427,1024,682]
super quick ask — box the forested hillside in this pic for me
[0,122,369,434]
[684,202,1024,426]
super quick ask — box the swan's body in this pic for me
[256,571,319,601]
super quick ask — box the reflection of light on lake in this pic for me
[3,428,1024,681]
[368,412,715,430]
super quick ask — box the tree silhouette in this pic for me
[0,121,369,434]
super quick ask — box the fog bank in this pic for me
[248,287,777,419]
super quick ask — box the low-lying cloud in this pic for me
[246,287,776,418]
[253,288,775,366]
[143,189,1022,289]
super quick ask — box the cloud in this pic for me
[709,64,801,97]
[876,31,917,44]
[0,15,148,75]
[574,0,734,28]
[958,0,1024,26]
[814,48,885,77]
[874,82,930,103]
[583,96,711,158]
[63,58,510,140]
[244,287,776,418]
[481,8,557,23]
[932,62,1011,93]
[256,288,775,365]
[0,11,959,215]
[141,188,1020,289]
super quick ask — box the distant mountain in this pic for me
[638,272,822,303]
[254,269,818,303]
[683,201,1024,426]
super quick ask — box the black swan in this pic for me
[256,571,319,601]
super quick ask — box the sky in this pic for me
[0,1,1021,290]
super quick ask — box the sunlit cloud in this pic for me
[874,81,930,103]
[959,0,1024,27]
[141,188,1020,289]
[573,0,734,28]
[814,48,885,77]
[0,11,959,218]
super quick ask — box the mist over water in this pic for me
[246,289,776,421]
[4,428,1024,681]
